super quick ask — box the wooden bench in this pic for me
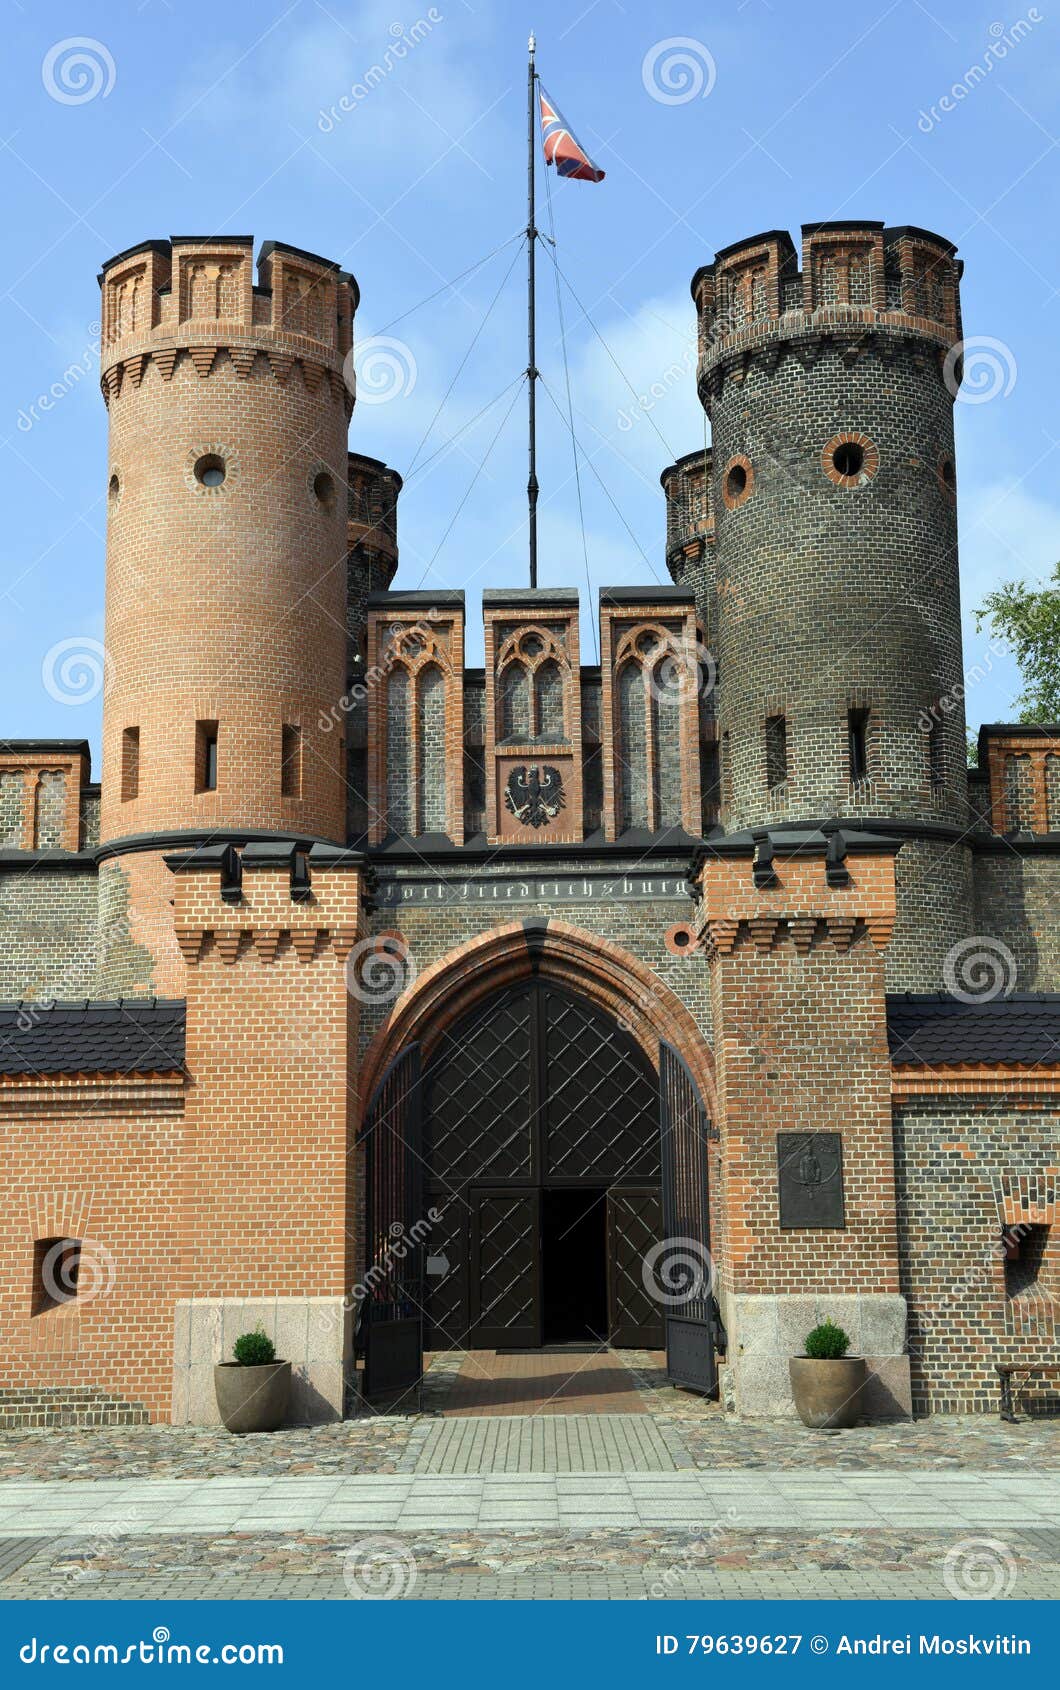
[997,1361,1060,1422]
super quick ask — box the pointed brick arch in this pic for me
[358,917,715,1120]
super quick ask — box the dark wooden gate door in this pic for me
[658,1041,718,1395]
[471,1188,541,1347]
[607,1186,664,1347]
[360,1044,424,1400]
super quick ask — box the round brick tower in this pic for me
[692,221,973,984]
[96,235,358,991]
[661,448,715,646]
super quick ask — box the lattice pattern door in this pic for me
[471,1189,541,1347]
[424,987,535,1181]
[423,1186,469,1350]
[607,1186,665,1348]
[360,1043,424,1400]
[543,986,660,1180]
[659,1041,717,1395]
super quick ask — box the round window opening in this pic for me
[194,454,226,488]
[726,462,747,500]
[108,473,120,502]
[832,441,864,479]
[313,470,334,504]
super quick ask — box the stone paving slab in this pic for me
[3,1469,1059,1537]
[3,1526,1058,1602]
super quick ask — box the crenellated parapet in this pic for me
[694,829,901,958]
[99,236,358,415]
[692,222,963,403]
[166,841,366,969]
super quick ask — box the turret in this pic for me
[692,220,974,986]
[96,235,359,990]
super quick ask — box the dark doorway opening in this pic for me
[541,1187,607,1344]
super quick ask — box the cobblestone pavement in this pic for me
[2,1410,1057,1482]
[3,1527,1059,1602]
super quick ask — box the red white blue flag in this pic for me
[538,85,605,183]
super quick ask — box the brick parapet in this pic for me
[99,237,356,412]
[0,747,88,853]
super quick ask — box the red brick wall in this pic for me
[700,852,900,1298]
[0,1075,184,1423]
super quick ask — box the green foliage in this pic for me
[232,1326,276,1367]
[967,732,979,768]
[976,565,1060,724]
[804,1319,851,1360]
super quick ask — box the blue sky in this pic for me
[2,0,1058,763]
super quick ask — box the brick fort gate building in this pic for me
[1,223,1057,1426]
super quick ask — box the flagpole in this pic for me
[527,30,539,590]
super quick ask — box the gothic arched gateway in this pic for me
[358,928,719,1401]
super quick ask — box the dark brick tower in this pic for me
[691,222,973,984]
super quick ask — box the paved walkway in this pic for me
[411,1414,688,1471]
[1,1467,1057,1535]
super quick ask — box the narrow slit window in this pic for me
[848,708,869,783]
[121,727,140,802]
[927,719,944,792]
[765,714,788,791]
[196,720,219,793]
[281,723,302,799]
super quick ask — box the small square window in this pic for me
[33,1236,81,1315]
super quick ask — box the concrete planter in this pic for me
[789,1355,866,1429]
[214,1360,291,1433]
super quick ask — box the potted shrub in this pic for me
[789,1319,866,1430]
[214,1326,290,1433]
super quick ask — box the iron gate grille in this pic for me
[360,1042,424,1400]
[659,1040,718,1395]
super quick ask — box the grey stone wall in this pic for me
[887,837,976,991]
[894,1099,1059,1412]
[0,866,101,1000]
[706,337,966,834]
[974,852,1060,992]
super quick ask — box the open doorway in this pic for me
[541,1187,607,1344]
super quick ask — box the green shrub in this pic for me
[232,1326,276,1366]
[804,1319,851,1360]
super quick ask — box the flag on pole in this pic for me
[538,85,605,182]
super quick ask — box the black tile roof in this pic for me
[0,999,186,1077]
[887,993,1060,1067]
